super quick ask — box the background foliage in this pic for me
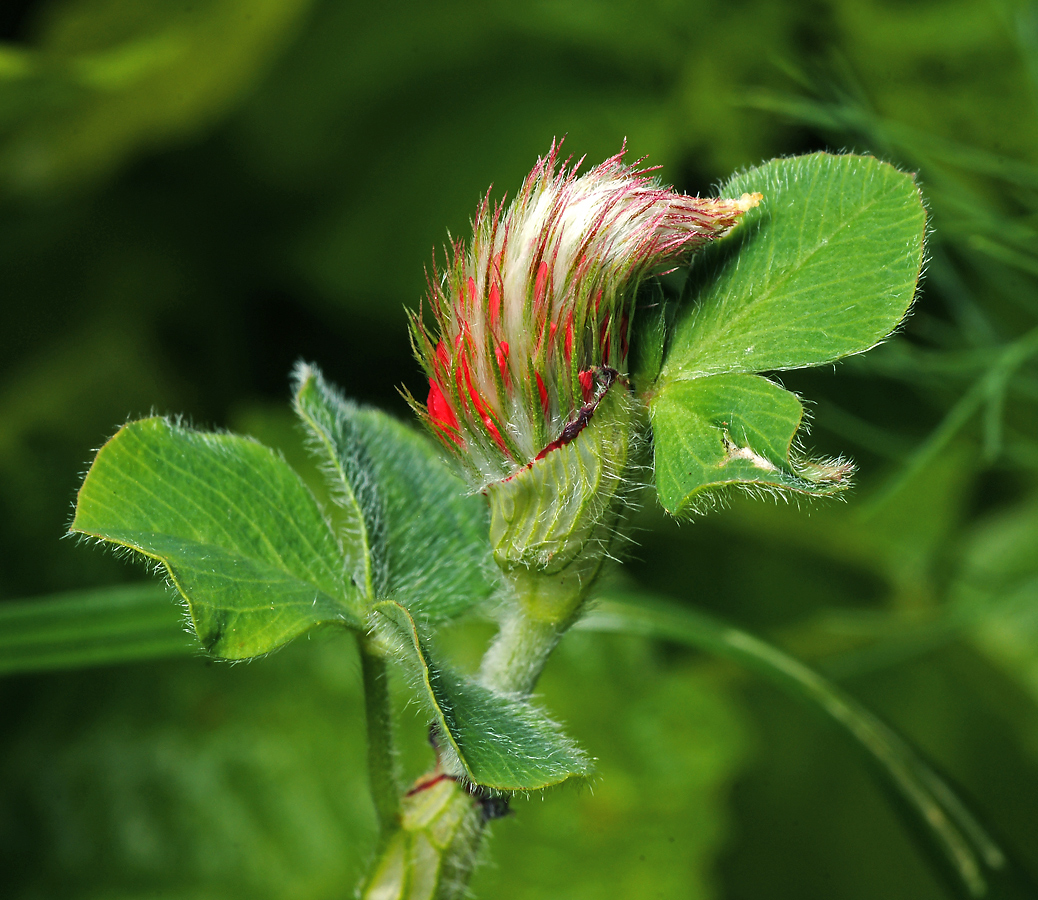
[2,0,1038,897]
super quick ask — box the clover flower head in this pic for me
[409,141,760,489]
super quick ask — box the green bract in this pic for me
[486,383,634,582]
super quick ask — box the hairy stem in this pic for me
[478,609,566,696]
[479,564,596,695]
[360,566,598,899]
[358,634,401,844]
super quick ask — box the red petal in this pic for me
[536,372,549,413]
[489,282,501,329]
[434,340,450,375]
[459,355,510,455]
[495,341,510,385]
[578,369,595,401]
[481,414,508,453]
[564,313,574,361]
[534,260,549,309]
[455,355,472,411]
[428,380,462,444]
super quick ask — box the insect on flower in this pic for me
[408,141,761,491]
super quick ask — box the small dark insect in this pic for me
[468,784,512,822]
[534,366,619,461]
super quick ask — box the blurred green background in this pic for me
[3,0,1038,897]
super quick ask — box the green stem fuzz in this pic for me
[478,565,592,696]
[359,635,401,845]
[360,563,597,899]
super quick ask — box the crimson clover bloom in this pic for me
[410,143,759,487]
[410,143,759,582]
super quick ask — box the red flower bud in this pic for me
[408,141,760,488]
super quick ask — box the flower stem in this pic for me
[478,608,566,696]
[359,567,598,898]
[358,634,401,844]
[479,564,596,695]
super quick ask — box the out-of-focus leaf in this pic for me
[0,318,179,598]
[663,153,926,381]
[579,591,1038,900]
[0,634,376,898]
[70,417,363,659]
[294,363,495,622]
[0,583,194,675]
[651,373,851,515]
[375,601,590,792]
[237,0,824,313]
[0,0,313,194]
[953,496,1038,705]
[862,326,1038,515]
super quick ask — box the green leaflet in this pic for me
[70,417,363,659]
[649,153,925,515]
[374,601,591,792]
[18,364,492,675]
[293,363,495,621]
[663,153,926,381]
[651,373,850,515]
